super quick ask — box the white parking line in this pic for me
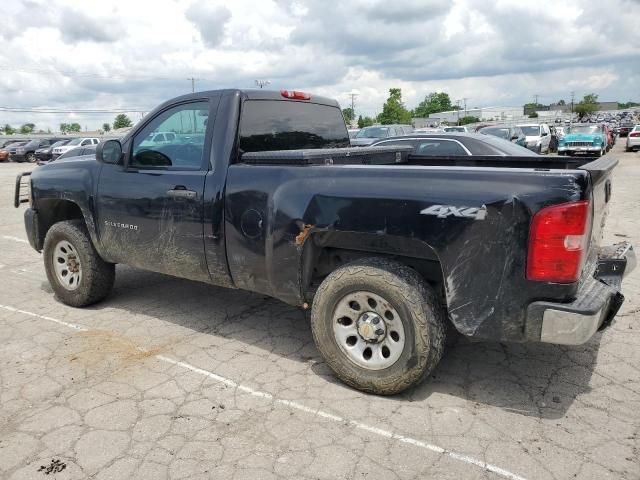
[0,303,527,480]
[1,235,29,244]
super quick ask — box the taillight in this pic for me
[630,132,640,137]
[527,200,591,283]
[280,90,311,100]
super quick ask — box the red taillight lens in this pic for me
[629,132,640,137]
[280,90,310,100]
[527,200,591,283]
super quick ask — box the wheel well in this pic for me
[36,200,85,248]
[303,245,446,304]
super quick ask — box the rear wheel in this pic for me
[311,258,446,395]
[26,152,36,163]
[43,220,115,307]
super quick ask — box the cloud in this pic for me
[0,0,638,131]
[59,8,122,43]
[185,3,232,48]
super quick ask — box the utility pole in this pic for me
[347,92,358,127]
[533,94,540,106]
[455,100,461,125]
[255,80,271,89]
[187,77,198,93]
[570,91,575,115]
[463,98,468,119]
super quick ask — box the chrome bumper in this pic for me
[527,242,635,345]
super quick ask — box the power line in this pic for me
[0,106,147,114]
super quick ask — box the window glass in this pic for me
[81,139,91,146]
[239,100,349,153]
[415,140,467,156]
[131,101,209,169]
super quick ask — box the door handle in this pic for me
[167,186,197,199]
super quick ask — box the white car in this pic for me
[443,126,469,133]
[626,125,640,152]
[138,131,177,147]
[516,123,551,154]
[52,138,100,159]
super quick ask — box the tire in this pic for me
[536,145,542,154]
[26,152,36,163]
[311,258,446,395]
[43,220,115,307]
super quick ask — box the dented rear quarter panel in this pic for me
[225,164,592,342]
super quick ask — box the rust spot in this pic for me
[295,224,314,246]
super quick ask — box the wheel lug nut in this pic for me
[372,318,380,324]
[375,328,384,336]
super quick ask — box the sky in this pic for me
[1,0,639,132]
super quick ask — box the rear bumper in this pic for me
[525,242,635,345]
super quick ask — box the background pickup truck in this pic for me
[15,89,635,395]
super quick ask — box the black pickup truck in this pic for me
[15,89,635,394]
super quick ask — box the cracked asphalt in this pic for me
[0,143,638,480]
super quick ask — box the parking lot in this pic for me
[0,143,638,480]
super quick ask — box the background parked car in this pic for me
[1,141,30,162]
[626,125,640,152]
[619,122,635,137]
[478,125,526,147]
[371,132,539,156]
[350,125,412,146]
[517,123,552,154]
[557,123,608,157]
[10,137,64,163]
[347,129,360,138]
[51,137,100,159]
[35,139,71,164]
[48,144,97,163]
[442,126,469,133]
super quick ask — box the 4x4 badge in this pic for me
[420,204,487,220]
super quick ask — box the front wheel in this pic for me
[43,220,115,307]
[311,258,446,395]
[26,152,36,163]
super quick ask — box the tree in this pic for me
[575,93,599,118]
[113,114,132,130]
[357,115,375,128]
[19,123,35,134]
[618,101,640,109]
[377,88,412,125]
[528,112,539,118]
[557,99,566,106]
[459,116,480,125]
[413,92,455,118]
[342,108,354,125]
[102,123,111,132]
[59,123,68,134]
[68,123,81,132]
[1,124,14,135]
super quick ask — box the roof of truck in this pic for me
[157,89,340,108]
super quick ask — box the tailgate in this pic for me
[580,156,618,249]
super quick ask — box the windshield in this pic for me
[50,140,67,148]
[480,127,510,139]
[520,126,541,136]
[444,127,465,132]
[355,127,390,139]
[567,125,601,134]
[66,138,83,146]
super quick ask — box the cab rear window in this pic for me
[239,100,350,154]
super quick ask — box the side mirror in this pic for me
[541,132,548,137]
[511,135,519,140]
[96,139,123,164]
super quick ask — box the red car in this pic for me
[602,124,614,150]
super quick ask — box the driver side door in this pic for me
[96,100,214,283]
